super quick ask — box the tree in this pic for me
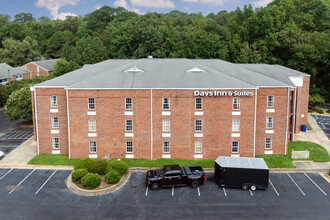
[52,58,81,77]
[6,87,33,121]
[74,36,108,65]
[14,13,35,23]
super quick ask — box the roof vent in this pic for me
[187,67,206,73]
[125,66,144,73]
[148,55,153,59]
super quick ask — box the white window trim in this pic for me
[89,141,97,153]
[266,117,273,128]
[162,119,170,132]
[195,98,203,110]
[89,119,96,132]
[162,98,170,110]
[125,98,133,110]
[265,138,272,149]
[233,98,240,110]
[232,119,240,132]
[52,137,59,149]
[195,120,203,132]
[88,98,96,110]
[50,96,58,108]
[267,96,274,107]
[195,141,202,153]
[126,120,133,132]
[163,141,170,153]
[52,117,59,129]
[126,141,133,153]
[231,141,239,153]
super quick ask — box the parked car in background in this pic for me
[0,151,4,160]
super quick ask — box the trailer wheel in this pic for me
[191,181,199,189]
[242,184,249,190]
[151,183,160,191]
[250,185,257,191]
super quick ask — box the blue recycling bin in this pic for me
[301,125,307,132]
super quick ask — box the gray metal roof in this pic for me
[31,59,60,72]
[0,63,31,79]
[35,58,310,89]
[215,156,269,170]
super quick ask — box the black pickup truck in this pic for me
[146,164,206,190]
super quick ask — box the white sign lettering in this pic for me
[194,90,253,97]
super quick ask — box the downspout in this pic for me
[284,87,290,155]
[150,89,153,160]
[253,88,257,158]
[292,87,297,141]
[33,87,40,154]
[66,88,71,159]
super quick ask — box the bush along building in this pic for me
[30,58,310,159]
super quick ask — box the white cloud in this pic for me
[181,0,227,5]
[35,0,80,20]
[253,0,273,7]
[130,0,175,8]
[95,4,102,10]
[114,0,144,15]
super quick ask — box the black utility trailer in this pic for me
[214,156,269,191]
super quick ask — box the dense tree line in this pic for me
[0,0,329,102]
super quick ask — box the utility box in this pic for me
[214,156,269,191]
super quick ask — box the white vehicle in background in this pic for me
[0,151,4,160]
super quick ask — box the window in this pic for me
[52,138,59,149]
[162,120,170,132]
[126,141,133,153]
[50,96,57,107]
[88,98,95,110]
[89,141,97,153]
[89,120,96,132]
[162,98,170,110]
[195,141,202,153]
[125,98,132,110]
[267,96,274,107]
[232,120,240,132]
[195,120,202,131]
[126,120,133,131]
[195,98,202,110]
[163,141,170,153]
[232,141,239,153]
[52,117,59,128]
[266,138,272,149]
[266,117,273,128]
[233,98,240,110]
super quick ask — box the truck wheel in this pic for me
[242,184,249,190]
[151,183,160,191]
[250,185,257,191]
[191,181,199,189]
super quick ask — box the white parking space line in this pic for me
[321,123,325,128]
[35,170,57,195]
[9,169,35,194]
[197,187,200,196]
[269,179,279,196]
[172,186,174,196]
[222,187,227,196]
[0,168,13,180]
[145,186,148,196]
[287,173,305,196]
[249,189,253,196]
[304,172,327,196]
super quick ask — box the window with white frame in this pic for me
[88,98,95,110]
[125,98,132,110]
[265,138,272,149]
[89,141,97,153]
[266,117,273,128]
[267,96,274,107]
[52,137,59,149]
[126,120,133,131]
[126,141,133,153]
[162,98,170,110]
[89,120,96,132]
[162,120,170,132]
[195,120,202,131]
[195,98,202,110]
[195,141,202,153]
[232,141,239,153]
[163,141,170,153]
[232,120,240,132]
[52,117,59,128]
[50,96,57,107]
[233,98,240,110]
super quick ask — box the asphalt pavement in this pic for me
[311,114,330,140]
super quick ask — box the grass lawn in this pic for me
[257,155,294,168]
[28,154,79,165]
[307,122,312,130]
[288,141,330,162]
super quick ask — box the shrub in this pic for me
[72,169,88,183]
[89,159,108,175]
[74,158,94,171]
[81,173,101,189]
[326,109,330,114]
[317,108,324,114]
[309,94,325,107]
[308,109,312,113]
[105,170,121,184]
[108,160,128,175]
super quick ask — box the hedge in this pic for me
[81,173,101,189]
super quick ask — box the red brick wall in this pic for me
[295,77,310,133]
[26,63,50,78]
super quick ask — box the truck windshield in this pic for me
[157,167,165,175]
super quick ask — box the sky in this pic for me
[0,0,274,20]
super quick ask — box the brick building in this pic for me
[0,63,31,85]
[30,59,310,159]
[24,59,59,79]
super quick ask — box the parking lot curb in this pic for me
[0,165,74,170]
[66,170,132,196]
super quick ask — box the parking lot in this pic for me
[0,169,329,219]
[312,114,330,140]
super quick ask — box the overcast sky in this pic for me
[1,0,274,20]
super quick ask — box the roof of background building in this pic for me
[0,63,31,79]
[31,59,60,72]
[35,58,310,89]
